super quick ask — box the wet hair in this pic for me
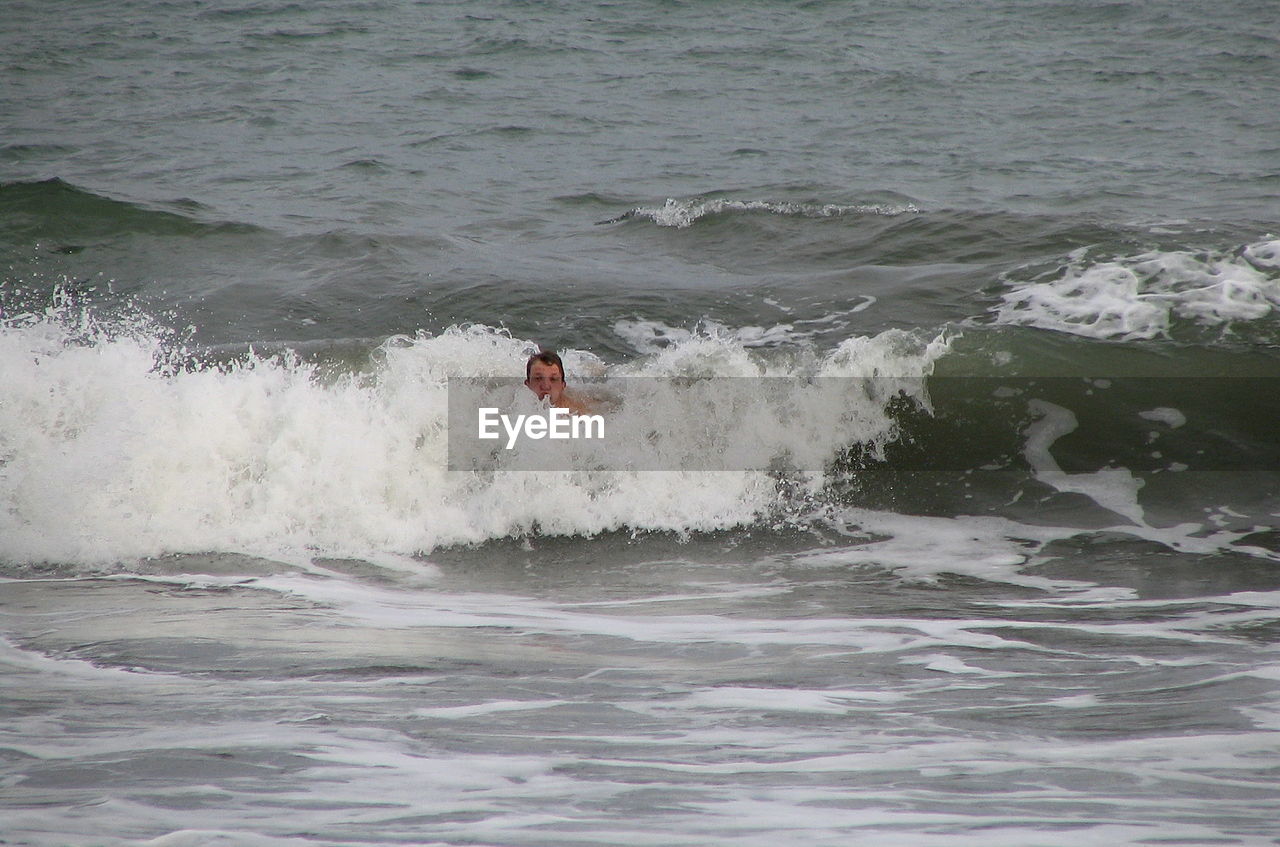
[525,350,566,382]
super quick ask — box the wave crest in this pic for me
[605,196,920,228]
[0,312,947,565]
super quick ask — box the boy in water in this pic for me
[525,350,593,415]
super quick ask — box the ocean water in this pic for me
[3,1,1280,845]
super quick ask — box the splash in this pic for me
[0,306,948,565]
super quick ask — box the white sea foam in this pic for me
[612,307,877,356]
[1024,399,1147,525]
[0,631,173,683]
[412,699,571,719]
[0,313,947,565]
[1138,406,1187,428]
[646,686,908,714]
[138,833,309,847]
[612,318,802,353]
[627,197,919,229]
[994,238,1280,340]
[224,557,1255,653]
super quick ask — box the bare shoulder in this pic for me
[561,391,598,416]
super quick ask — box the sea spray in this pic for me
[0,312,949,565]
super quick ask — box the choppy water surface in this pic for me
[3,1,1279,844]
[7,523,1280,846]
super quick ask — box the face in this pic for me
[525,360,565,404]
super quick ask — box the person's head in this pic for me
[525,350,566,404]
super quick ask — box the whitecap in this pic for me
[993,238,1280,340]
